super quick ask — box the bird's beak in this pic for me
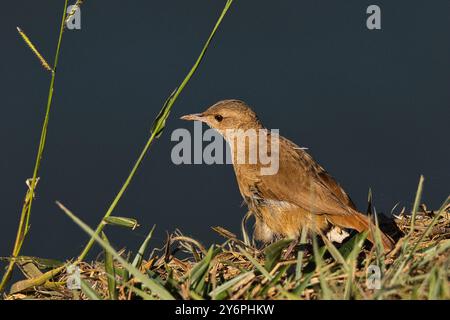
[180,113,204,122]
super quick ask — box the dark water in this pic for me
[0,0,449,265]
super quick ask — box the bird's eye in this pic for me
[214,114,223,122]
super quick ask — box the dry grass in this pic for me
[4,200,449,300]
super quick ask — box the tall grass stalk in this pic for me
[77,0,234,262]
[410,175,425,235]
[0,0,69,292]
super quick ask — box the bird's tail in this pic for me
[330,211,395,252]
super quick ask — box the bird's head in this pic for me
[181,100,263,134]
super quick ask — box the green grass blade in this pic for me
[278,285,302,300]
[103,216,139,230]
[188,246,218,293]
[371,211,386,271]
[295,227,309,281]
[321,235,349,273]
[338,231,367,260]
[293,272,314,296]
[238,246,273,281]
[132,225,156,269]
[312,236,333,300]
[260,265,290,297]
[80,279,103,300]
[343,231,367,299]
[57,202,175,300]
[402,195,450,265]
[110,273,156,300]
[101,232,118,300]
[209,271,254,299]
[410,175,425,235]
[263,239,291,272]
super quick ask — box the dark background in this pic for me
[1,0,449,264]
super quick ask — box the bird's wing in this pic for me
[255,136,357,216]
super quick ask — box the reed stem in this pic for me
[0,0,69,292]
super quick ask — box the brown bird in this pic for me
[181,99,395,251]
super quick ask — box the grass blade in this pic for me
[312,236,332,300]
[410,175,425,234]
[57,202,175,300]
[101,232,117,300]
[189,246,218,294]
[295,227,308,281]
[238,246,272,281]
[209,271,254,299]
[263,239,291,272]
[293,272,314,296]
[321,235,349,273]
[132,225,156,269]
[103,216,139,230]
[80,279,103,300]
